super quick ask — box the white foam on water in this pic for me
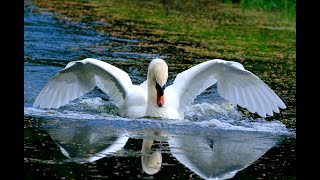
[24,97,294,136]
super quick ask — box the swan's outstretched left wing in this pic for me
[167,59,286,117]
[33,58,132,109]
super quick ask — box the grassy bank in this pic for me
[239,0,296,20]
[29,0,295,62]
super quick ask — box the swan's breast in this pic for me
[145,104,182,120]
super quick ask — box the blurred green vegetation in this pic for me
[30,0,296,62]
[239,0,296,20]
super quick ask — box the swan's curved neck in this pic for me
[147,72,157,106]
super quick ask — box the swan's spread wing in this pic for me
[168,59,286,117]
[33,58,132,109]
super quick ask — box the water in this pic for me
[24,2,296,179]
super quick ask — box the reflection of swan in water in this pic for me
[38,119,166,174]
[40,120,129,163]
[141,131,165,175]
[36,119,282,179]
[168,131,277,180]
[86,134,129,163]
[41,121,165,175]
[39,119,166,174]
[141,139,162,175]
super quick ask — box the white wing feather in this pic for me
[167,59,286,118]
[33,58,132,109]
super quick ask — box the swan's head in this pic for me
[148,59,168,107]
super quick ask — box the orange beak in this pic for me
[157,95,164,107]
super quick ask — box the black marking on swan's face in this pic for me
[155,82,166,96]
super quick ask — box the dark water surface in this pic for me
[24,2,296,179]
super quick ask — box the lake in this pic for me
[24,1,296,179]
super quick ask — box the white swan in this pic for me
[33,58,286,119]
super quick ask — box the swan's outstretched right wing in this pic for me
[33,58,132,109]
[166,59,286,118]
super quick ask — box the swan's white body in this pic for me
[33,58,286,119]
